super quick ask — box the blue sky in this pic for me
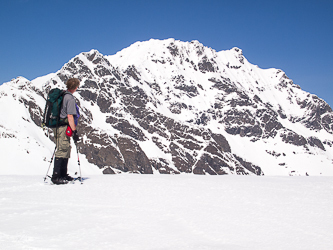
[1,0,332,107]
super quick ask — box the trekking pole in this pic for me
[44,146,56,182]
[75,143,83,184]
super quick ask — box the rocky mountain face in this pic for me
[1,39,333,175]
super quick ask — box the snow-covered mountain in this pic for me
[1,38,332,175]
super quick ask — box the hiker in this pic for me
[51,78,80,184]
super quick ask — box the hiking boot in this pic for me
[63,174,74,181]
[51,158,64,184]
[51,176,68,185]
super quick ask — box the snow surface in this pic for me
[0,175,332,250]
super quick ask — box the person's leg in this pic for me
[54,126,71,158]
[51,126,71,184]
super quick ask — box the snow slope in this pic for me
[0,175,332,250]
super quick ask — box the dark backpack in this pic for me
[42,88,68,128]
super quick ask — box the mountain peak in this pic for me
[3,76,30,88]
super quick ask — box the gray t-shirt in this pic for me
[60,91,77,119]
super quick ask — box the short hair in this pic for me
[66,78,80,90]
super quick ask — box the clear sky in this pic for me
[1,0,332,107]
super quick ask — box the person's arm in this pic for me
[67,114,76,131]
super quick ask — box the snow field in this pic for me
[0,175,332,250]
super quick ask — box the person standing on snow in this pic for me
[51,78,81,184]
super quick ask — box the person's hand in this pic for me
[73,130,80,144]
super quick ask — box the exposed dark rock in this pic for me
[57,73,69,83]
[211,133,231,152]
[174,84,199,97]
[85,50,99,62]
[103,167,116,174]
[82,80,98,89]
[234,155,263,175]
[125,65,141,81]
[169,142,195,173]
[19,97,43,127]
[117,137,153,174]
[196,113,210,126]
[167,43,179,56]
[176,139,203,151]
[106,116,147,141]
[97,93,115,113]
[198,56,216,73]
[193,154,227,175]
[169,102,187,114]
[209,77,237,93]
[94,65,112,77]
[120,86,148,108]
[307,136,325,151]
[280,130,307,146]
[152,136,170,153]
[80,142,124,169]
[322,113,333,133]
[150,158,180,174]
[78,90,98,102]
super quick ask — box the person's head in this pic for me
[66,78,80,91]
